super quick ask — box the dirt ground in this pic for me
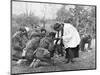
[11,39,96,74]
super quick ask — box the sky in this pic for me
[12,1,63,19]
[12,1,92,19]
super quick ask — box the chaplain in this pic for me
[53,20,81,63]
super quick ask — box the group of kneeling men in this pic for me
[12,22,92,67]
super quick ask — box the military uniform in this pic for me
[80,34,92,51]
[35,36,54,60]
[22,31,47,61]
[12,31,27,60]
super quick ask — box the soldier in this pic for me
[53,23,65,56]
[12,27,28,61]
[80,34,92,51]
[29,32,56,67]
[17,28,47,65]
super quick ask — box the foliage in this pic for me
[56,5,96,38]
[12,13,40,28]
[12,5,96,38]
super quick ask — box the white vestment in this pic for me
[62,23,81,48]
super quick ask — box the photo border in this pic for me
[10,0,97,74]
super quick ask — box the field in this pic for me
[11,2,96,74]
[11,39,96,74]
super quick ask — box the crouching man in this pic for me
[17,28,47,65]
[80,34,92,51]
[12,27,28,61]
[53,22,81,64]
[30,32,56,67]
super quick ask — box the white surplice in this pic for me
[62,23,81,48]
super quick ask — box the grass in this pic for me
[11,39,96,74]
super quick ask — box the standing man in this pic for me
[53,22,81,63]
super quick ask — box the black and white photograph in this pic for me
[11,0,96,74]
